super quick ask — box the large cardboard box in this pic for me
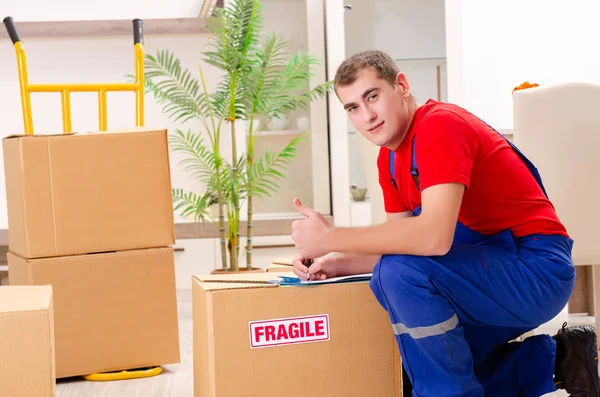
[2,127,175,259]
[0,285,55,397]
[7,247,180,378]
[193,273,402,397]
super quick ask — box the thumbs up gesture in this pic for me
[291,197,332,258]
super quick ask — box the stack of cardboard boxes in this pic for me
[3,128,181,379]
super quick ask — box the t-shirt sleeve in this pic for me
[377,147,408,213]
[416,110,479,191]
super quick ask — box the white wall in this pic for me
[0,0,319,229]
[344,0,446,60]
[445,0,600,131]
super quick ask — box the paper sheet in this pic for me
[276,273,373,286]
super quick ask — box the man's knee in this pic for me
[370,254,431,305]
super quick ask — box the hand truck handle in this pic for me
[3,17,21,44]
[133,19,143,45]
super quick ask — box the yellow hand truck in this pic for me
[3,17,162,382]
[3,16,145,134]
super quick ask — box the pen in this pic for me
[305,258,313,281]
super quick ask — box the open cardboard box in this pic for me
[193,272,402,397]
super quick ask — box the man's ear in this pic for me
[395,72,404,86]
[395,72,411,97]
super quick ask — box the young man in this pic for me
[290,49,600,397]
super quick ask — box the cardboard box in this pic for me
[272,256,294,265]
[265,263,294,272]
[265,256,294,272]
[2,127,175,259]
[0,285,55,397]
[7,247,180,378]
[193,273,402,397]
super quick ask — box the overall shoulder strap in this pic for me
[389,136,421,191]
[411,136,421,191]
[389,150,397,189]
[474,114,549,199]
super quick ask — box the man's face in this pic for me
[336,68,412,150]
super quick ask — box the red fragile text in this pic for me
[249,314,330,348]
[255,319,325,341]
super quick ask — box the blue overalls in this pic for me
[370,130,576,397]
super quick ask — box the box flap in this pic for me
[86,126,167,135]
[3,132,76,140]
[265,264,294,273]
[15,247,171,264]
[0,285,52,313]
[192,272,281,291]
[3,127,166,140]
[271,257,294,266]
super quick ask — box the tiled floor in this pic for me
[55,299,587,397]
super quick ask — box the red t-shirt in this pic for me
[377,99,568,238]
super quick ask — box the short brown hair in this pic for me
[334,50,399,89]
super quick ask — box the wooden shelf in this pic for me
[0,215,334,245]
[0,17,212,40]
[247,129,305,137]
[174,215,333,239]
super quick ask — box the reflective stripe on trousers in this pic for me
[392,314,459,339]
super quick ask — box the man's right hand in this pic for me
[292,253,340,281]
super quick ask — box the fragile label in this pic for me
[249,314,330,348]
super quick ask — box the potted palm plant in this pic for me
[142,0,332,272]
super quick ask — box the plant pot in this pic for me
[350,185,368,201]
[211,267,265,275]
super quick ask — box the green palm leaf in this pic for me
[264,53,331,116]
[204,0,263,122]
[243,33,290,120]
[143,50,208,123]
[172,188,218,223]
[168,129,222,190]
[207,0,263,71]
[248,134,305,198]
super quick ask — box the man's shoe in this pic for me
[402,365,413,396]
[553,322,600,396]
